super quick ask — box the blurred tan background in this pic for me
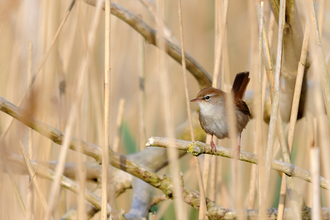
[0,0,330,219]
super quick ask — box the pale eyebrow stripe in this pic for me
[204,93,216,98]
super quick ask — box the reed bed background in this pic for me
[0,0,330,219]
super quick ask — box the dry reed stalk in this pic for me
[44,1,106,219]
[311,34,330,211]
[267,12,275,49]
[256,2,307,218]
[210,0,220,204]
[214,0,220,77]
[209,155,217,201]
[149,212,155,220]
[303,114,312,207]
[202,0,228,209]
[212,0,228,88]
[255,2,266,218]
[264,1,286,218]
[275,93,306,217]
[4,160,26,217]
[138,23,147,151]
[317,113,330,207]
[261,67,268,115]
[309,30,330,212]
[113,99,125,152]
[77,152,86,219]
[273,116,307,217]
[76,119,86,219]
[261,13,275,115]
[74,32,88,218]
[26,41,34,220]
[176,1,206,219]
[275,118,290,220]
[155,200,171,220]
[18,142,48,217]
[247,164,257,209]
[308,0,330,124]
[276,23,309,218]
[261,14,275,99]
[307,0,330,208]
[258,3,307,219]
[202,149,211,196]
[27,41,33,159]
[287,25,309,154]
[317,0,325,37]
[311,127,321,220]
[43,3,63,217]
[155,1,187,219]
[226,92,241,219]
[277,172,287,220]
[223,19,231,90]
[216,155,223,205]
[103,0,114,219]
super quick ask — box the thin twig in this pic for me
[80,0,212,88]
[138,0,179,45]
[147,137,330,190]
[18,141,48,217]
[176,0,206,219]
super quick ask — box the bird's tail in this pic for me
[231,71,250,99]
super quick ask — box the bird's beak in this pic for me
[190,98,199,102]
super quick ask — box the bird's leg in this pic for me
[236,133,242,157]
[210,135,216,154]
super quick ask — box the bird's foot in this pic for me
[210,140,216,154]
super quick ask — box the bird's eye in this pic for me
[205,96,210,100]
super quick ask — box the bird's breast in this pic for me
[198,102,229,139]
[197,100,250,139]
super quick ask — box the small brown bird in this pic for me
[191,72,251,154]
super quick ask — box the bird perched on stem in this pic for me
[191,72,251,155]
